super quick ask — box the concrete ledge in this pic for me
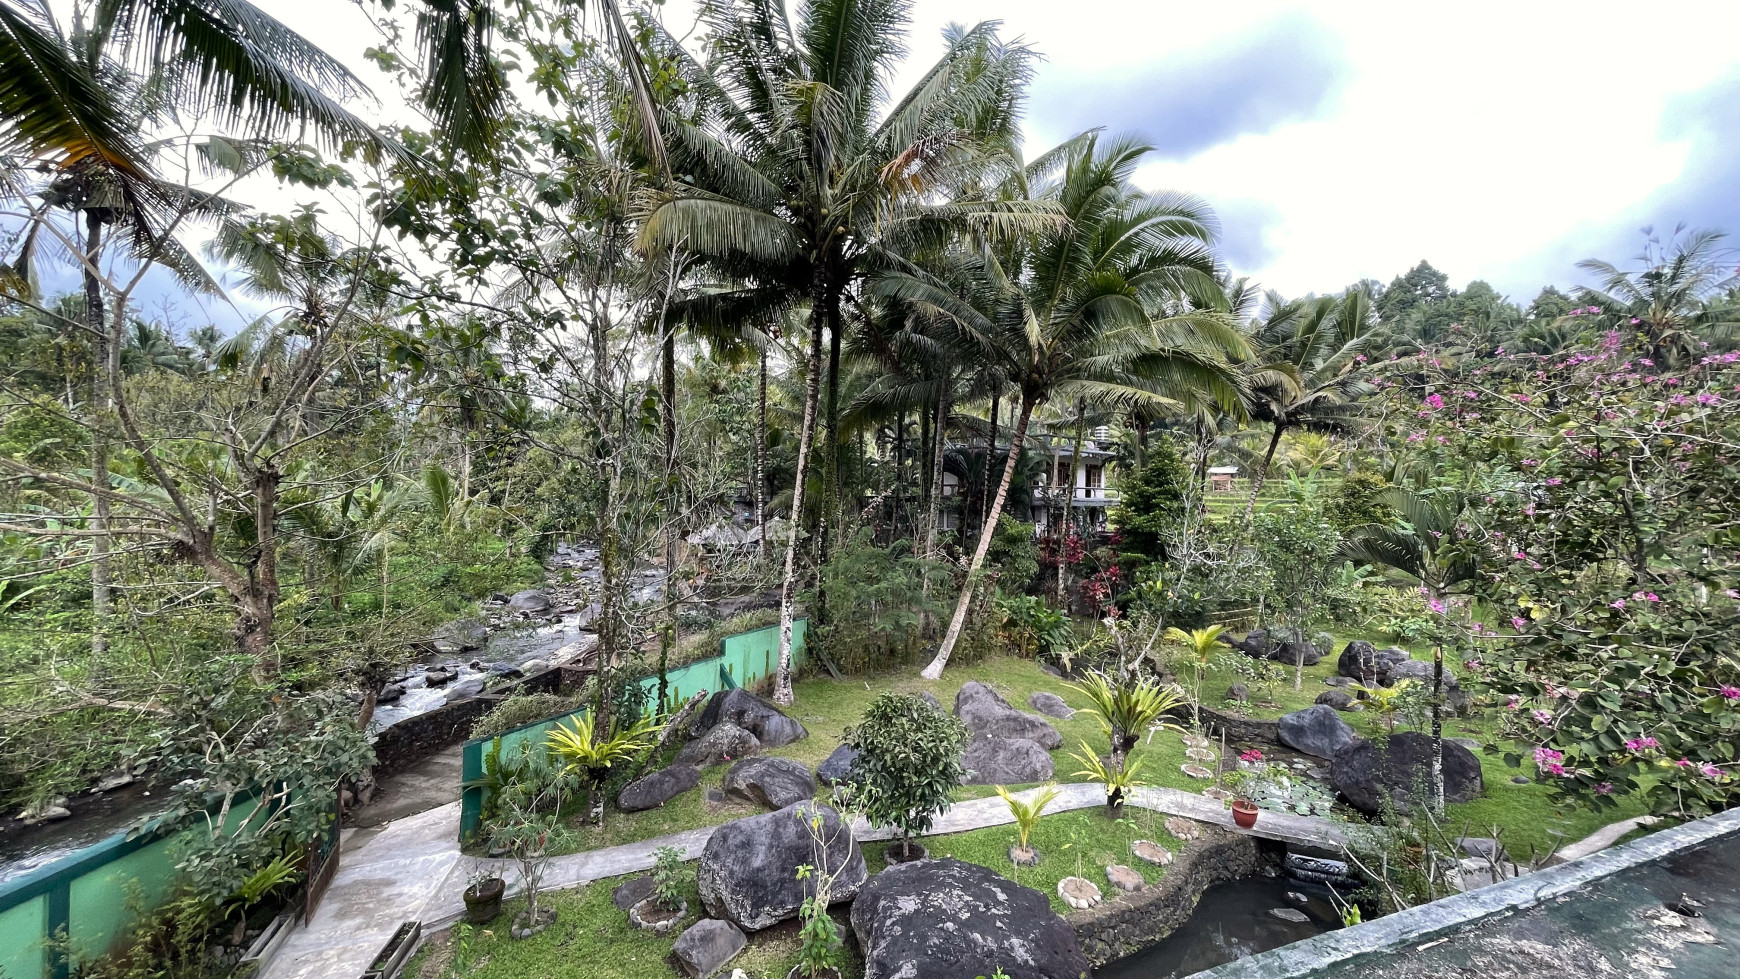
[1192,805,1740,978]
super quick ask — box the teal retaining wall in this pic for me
[458,618,807,841]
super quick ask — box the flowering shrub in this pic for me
[1383,335,1740,816]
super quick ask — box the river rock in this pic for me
[1270,907,1311,923]
[694,689,807,748]
[697,802,866,931]
[723,757,817,810]
[816,744,859,786]
[21,805,72,826]
[432,618,489,654]
[954,682,1063,749]
[675,722,762,768]
[1278,705,1357,760]
[1027,692,1075,719]
[442,676,487,702]
[377,682,406,704]
[1315,689,1356,711]
[1225,629,1322,666]
[673,918,746,979]
[508,589,552,613]
[1337,640,1378,681]
[619,764,702,812]
[961,735,1053,785]
[850,857,1090,979]
[1330,732,1485,814]
[423,665,459,687]
[1105,865,1144,893]
[518,658,551,676]
[1058,876,1101,910]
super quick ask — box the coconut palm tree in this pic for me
[1239,289,1379,519]
[640,2,1049,703]
[1575,228,1740,364]
[879,132,1250,680]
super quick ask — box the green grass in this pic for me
[864,806,1188,914]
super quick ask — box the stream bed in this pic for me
[1094,875,1340,978]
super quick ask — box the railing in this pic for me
[1031,487,1121,505]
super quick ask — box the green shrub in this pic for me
[843,693,968,857]
[470,693,584,740]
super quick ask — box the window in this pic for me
[1085,465,1102,496]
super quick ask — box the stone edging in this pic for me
[1069,829,1277,966]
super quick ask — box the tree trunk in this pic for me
[977,390,999,545]
[923,394,1035,679]
[1243,423,1285,521]
[84,210,111,663]
[816,313,843,627]
[1058,399,1087,608]
[1429,594,1446,813]
[774,291,828,705]
[755,346,768,560]
[924,380,949,561]
[661,319,680,645]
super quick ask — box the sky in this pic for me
[27,0,1740,327]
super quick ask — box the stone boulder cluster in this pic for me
[954,681,1063,785]
[618,688,812,813]
[1223,628,1323,666]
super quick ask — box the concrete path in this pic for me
[261,782,1342,979]
[352,746,465,830]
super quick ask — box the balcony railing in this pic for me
[1032,486,1119,505]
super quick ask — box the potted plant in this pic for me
[462,867,506,924]
[1222,754,1278,829]
[842,693,967,864]
[994,783,1060,867]
[629,846,689,934]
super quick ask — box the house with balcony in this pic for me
[1032,427,1120,534]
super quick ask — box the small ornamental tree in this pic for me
[842,693,967,860]
[1253,501,1344,691]
[1108,444,1190,570]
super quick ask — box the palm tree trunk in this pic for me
[84,211,111,664]
[923,395,1035,679]
[755,346,768,560]
[816,314,843,626]
[774,295,827,705]
[977,390,999,545]
[1058,399,1087,608]
[924,381,949,561]
[1243,423,1285,521]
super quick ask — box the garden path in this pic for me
[259,783,1343,979]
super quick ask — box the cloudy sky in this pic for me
[37,0,1740,325]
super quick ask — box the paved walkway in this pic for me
[260,782,1343,979]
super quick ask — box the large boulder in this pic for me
[675,722,762,768]
[816,744,859,786]
[1225,629,1321,666]
[432,618,489,654]
[1315,689,1357,712]
[442,676,486,702]
[1373,647,1412,678]
[618,764,702,812]
[1330,732,1485,814]
[723,757,817,810]
[697,802,867,931]
[672,918,746,979]
[1336,640,1378,682]
[508,589,552,613]
[961,735,1054,785]
[1027,692,1075,719]
[954,682,1063,749]
[1383,659,1468,711]
[1277,705,1358,760]
[850,857,1090,979]
[694,689,808,748]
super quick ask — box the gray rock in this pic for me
[723,757,817,810]
[423,666,459,687]
[694,689,808,748]
[850,857,1089,979]
[1225,629,1322,666]
[1323,675,1354,687]
[432,618,489,654]
[1027,691,1075,719]
[917,691,945,713]
[672,918,746,979]
[816,744,859,786]
[1458,837,1509,862]
[954,681,1063,749]
[961,735,1054,785]
[1383,659,1467,711]
[698,802,866,931]
[93,772,133,793]
[1226,683,1251,703]
[22,805,72,826]
[518,658,551,675]
[612,876,656,911]
[1337,640,1378,682]
[618,765,702,812]
[1315,689,1356,711]
[508,589,552,612]
[1270,907,1311,923]
[1510,775,1532,785]
[675,722,762,768]
[377,682,406,704]
[1374,647,1412,677]
[1278,705,1357,759]
[1330,732,1485,815]
[442,676,487,702]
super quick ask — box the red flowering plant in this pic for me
[1384,334,1740,817]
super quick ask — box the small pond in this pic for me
[1095,875,1340,978]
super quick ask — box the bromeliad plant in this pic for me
[1068,670,1189,767]
[1068,743,1149,817]
[545,713,662,826]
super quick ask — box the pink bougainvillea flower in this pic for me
[1428,599,1447,614]
[1545,477,1562,486]
[1532,709,1554,726]
[1424,393,1444,409]
[1626,736,1659,752]
[1676,757,1693,768]
[1589,306,1601,313]
[1595,782,1614,795]
[1701,764,1722,779]
[1511,616,1528,630]
[1610,598,1627,609]
[1240,749,1264,763]
[1546,762,1567,776]
[1533,746,1563,765]
[1720,685,1740,701]
[1631,591,1660,603]
[1629,317,1641,325]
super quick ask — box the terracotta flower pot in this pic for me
[1232,799,1260,829]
